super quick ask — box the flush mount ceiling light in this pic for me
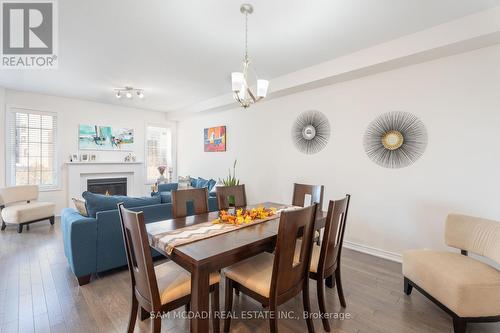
[114,87,144,100]
[231,4,269,109]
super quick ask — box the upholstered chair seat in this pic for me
[1,202,55,224]
[223,252,274,297]
[403,250,500,318]
[402,214,500,333]
[155,261,220,305]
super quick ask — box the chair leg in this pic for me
[452,317,466,333]
[49,216,55,225]
[185,302,190,313]
[1,221,6,230]
[212,284,220,333]
[317,279,331,332]
[127,295,139,333]
[152,317,161,333]
[335,267,346,307]
[269,302,278,333]
[18,224,23,233]
[325,275,334,289]
[404,277,413,295]
[224,278,233,333]
[140,307,149,321]
[302,281,315,333]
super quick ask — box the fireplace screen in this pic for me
[87,178,127,196]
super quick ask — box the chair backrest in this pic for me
[0,185,38,205]
[317,195,351,277]
[271,204,317,301]
[292,183,324,208]
[171,188,208,218]
[117,203,161,310]
[445,214,500,264]
[216,185,247,210]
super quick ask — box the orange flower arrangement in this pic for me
[212,206,277,225]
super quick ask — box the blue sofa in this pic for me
[61,187,218,285]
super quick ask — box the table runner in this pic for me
[149,205,299,255]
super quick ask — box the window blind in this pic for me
[6,108,58,190]
[145,126,172,183]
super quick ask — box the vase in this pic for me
[157,175,166,184]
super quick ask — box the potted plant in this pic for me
[219,160,240,206]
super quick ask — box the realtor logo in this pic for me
[1,0,58,68]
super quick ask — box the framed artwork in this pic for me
[80,153,89,162]
[204,126,226,152]
[79,124,134,151]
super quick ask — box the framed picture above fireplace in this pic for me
[79,124,134,151]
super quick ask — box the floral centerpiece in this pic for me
[213,206,277,225]
[157,165,167,183]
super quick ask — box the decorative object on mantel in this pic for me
[89,154,97,162]
[157,165,167,184]
[80,153,89,162]
[114,86,144,99]
[363,111,428,168]
[124,153,136,163]
[231,4,269,108]
[70,153,79,162]
[292,110,331,154]
[79,124,134,151]
[204,126,226,152]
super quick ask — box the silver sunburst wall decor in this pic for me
[292,111,331,154]
[363,111,427,168]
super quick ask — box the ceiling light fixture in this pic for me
[114,87,145,100]
[231,4,269,108]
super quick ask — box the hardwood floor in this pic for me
[0,218,498,333]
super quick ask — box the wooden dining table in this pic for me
[146,202,326,333]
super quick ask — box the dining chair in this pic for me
[292,183,324,245]
[296,194,351,332]
[223,204,318,333]
[216,184,247,210]
[292,183,324,208]
[171,187,208,218]
[117,203,220,333]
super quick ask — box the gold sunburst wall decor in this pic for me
[363,111,427,168]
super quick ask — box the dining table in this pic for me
[146,202,326,333]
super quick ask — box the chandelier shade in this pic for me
[231,4,268,108]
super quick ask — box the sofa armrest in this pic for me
[60,208,98,278]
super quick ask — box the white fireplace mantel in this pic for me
[66,162,145,205]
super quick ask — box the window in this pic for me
[6,108,58,190]
[145,125,172,183]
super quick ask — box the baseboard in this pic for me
[343,240,402,263]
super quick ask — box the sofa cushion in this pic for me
[159,192,172,203]
[196,177,209,188]
[190,177,198,187]
[157,183,178,192]
[1,202,55,224]
[82,191,161,218]
[207,179,216,191]
[403,250,500,317]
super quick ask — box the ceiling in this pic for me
[1,0,498,112]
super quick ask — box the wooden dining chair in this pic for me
[171,188,208,218]
[296,194,351,332]
[216,184,247,210]
[117,203,220,333]
[292,183,324,208]
[223,204,318,333]
[292,183,324,245]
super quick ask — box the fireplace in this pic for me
[87,177,127,196]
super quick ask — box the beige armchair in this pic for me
[403,214,500,333]
[0,185,55,233]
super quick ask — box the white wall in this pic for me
[0,87,5,188]
[177,44,500,257]
[1,90,173,213]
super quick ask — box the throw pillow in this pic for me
[196,177,209,188]
[72,198,88,217]
[190,177,198,187]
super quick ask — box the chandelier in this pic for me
[231,4,269,108]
